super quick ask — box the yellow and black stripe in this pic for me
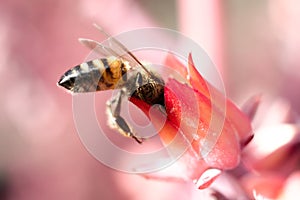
[58,57,129,93]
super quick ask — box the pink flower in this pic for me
[130,53,254,189]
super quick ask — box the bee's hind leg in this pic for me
[106,89,143,144]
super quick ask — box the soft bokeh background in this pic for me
[0,0,299,199]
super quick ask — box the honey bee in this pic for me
[58,24,165,144]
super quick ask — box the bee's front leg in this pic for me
[106,89,143,144]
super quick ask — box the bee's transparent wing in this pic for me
[79,24,151,75]
[78,38,121,58]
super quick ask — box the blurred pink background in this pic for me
[0,0,299,199]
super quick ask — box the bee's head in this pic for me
[57,68,77,92]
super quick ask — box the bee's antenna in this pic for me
[93,23,152,76]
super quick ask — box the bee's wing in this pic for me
[78,38,121,58]
[79,24,151,75]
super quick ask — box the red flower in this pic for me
[130,53,253,189]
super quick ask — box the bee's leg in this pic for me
[106,89,143,144]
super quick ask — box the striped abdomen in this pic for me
[58,57,128,93]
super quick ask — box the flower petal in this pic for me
[164,78,240,169]
[187,54,253,147]
[164,53,188,79]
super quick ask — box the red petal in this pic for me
[164,78,240,169]
[129,97,180,144]
[195,168,222,189]
[164,53,188,79]
[187,54,253,147]
[187,53,211,99]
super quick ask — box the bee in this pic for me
[58,24,165,144]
